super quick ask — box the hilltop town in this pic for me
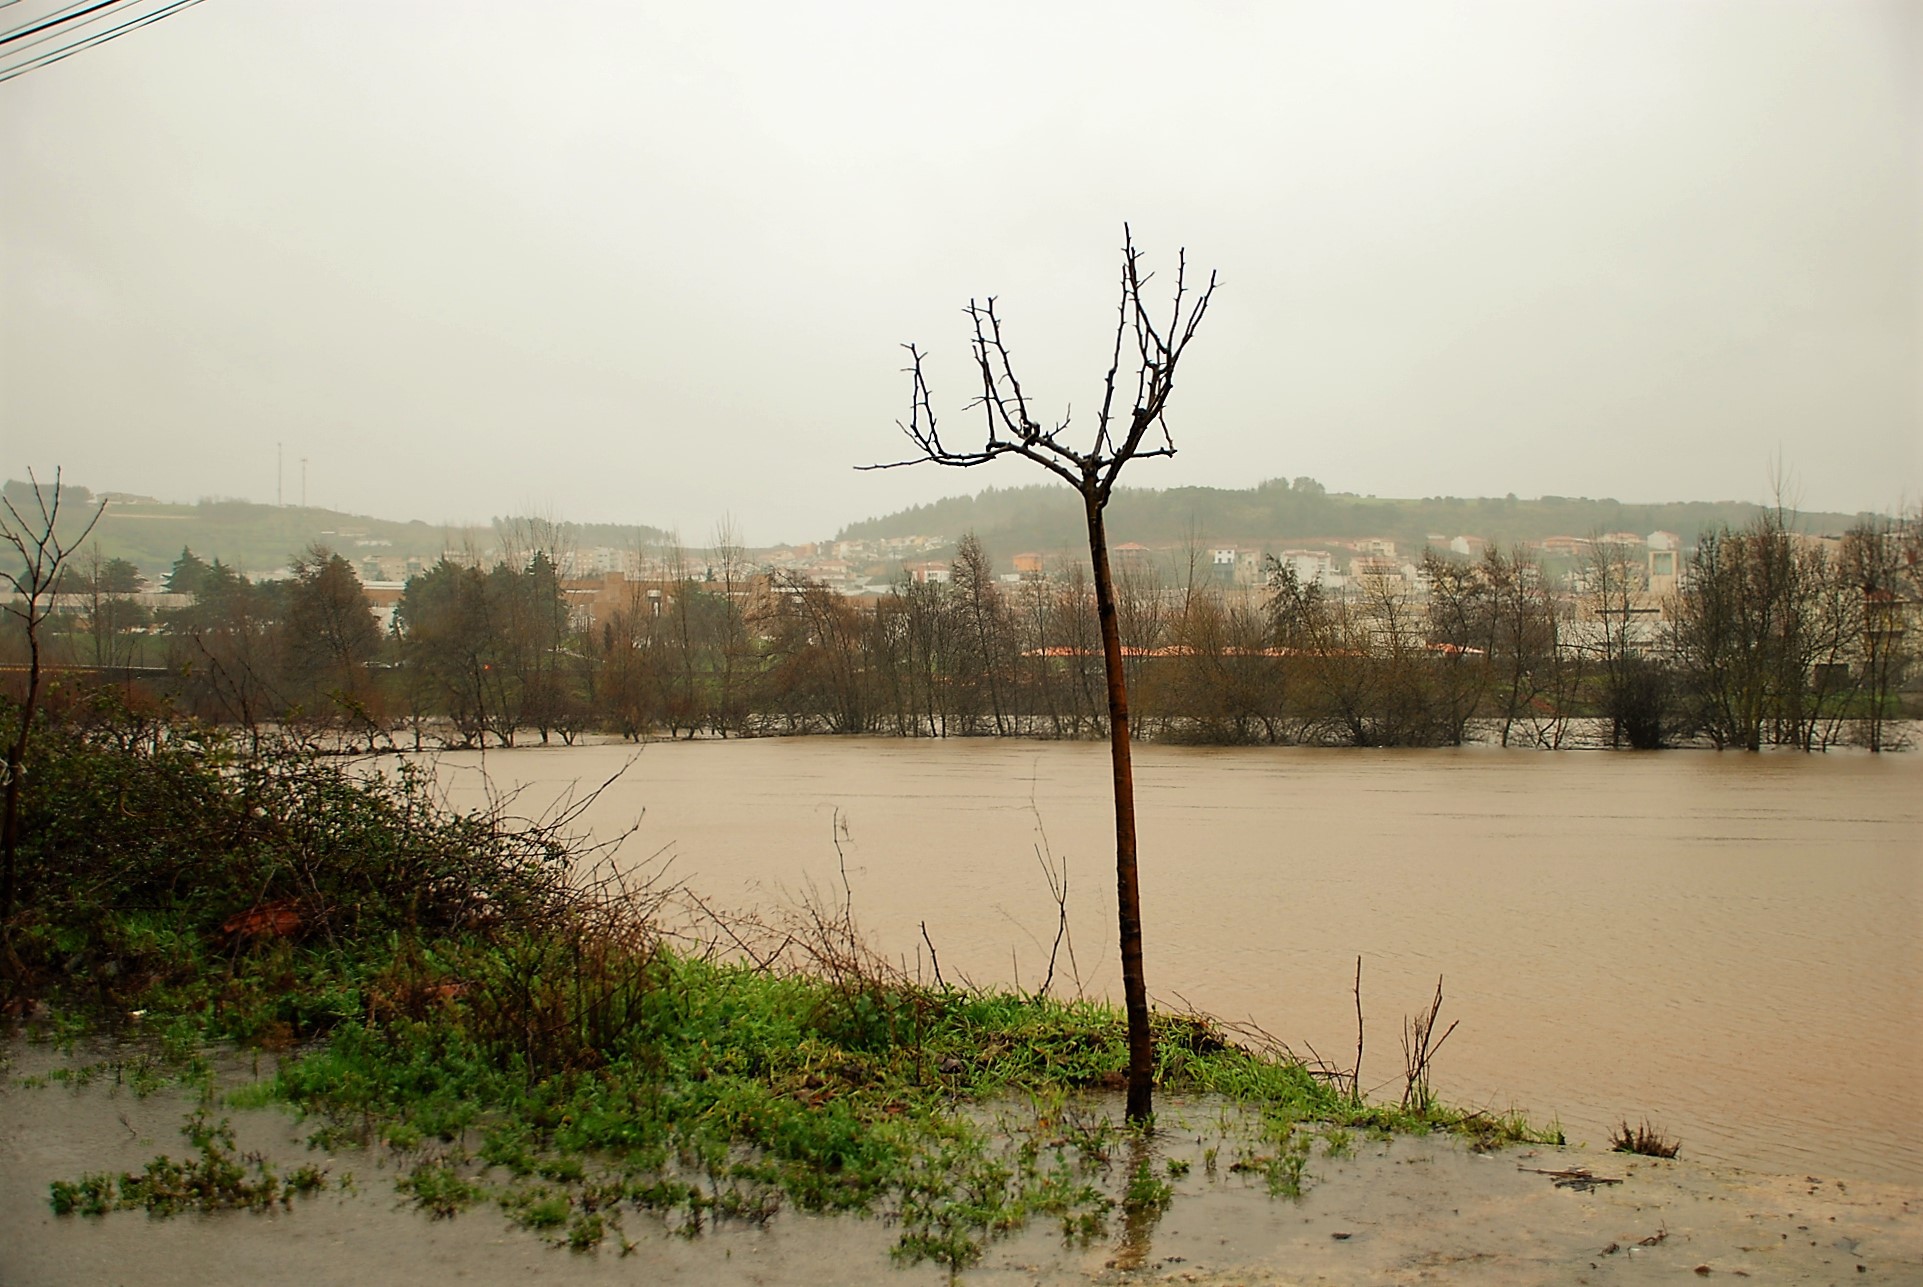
[4,475,1894,666]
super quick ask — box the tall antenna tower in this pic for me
[277,442,284,507]
[301,458,308,510]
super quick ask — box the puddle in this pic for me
[6,1042,1920,1285]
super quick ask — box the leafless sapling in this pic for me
[866,227,1219,1121]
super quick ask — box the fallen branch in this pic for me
[1521,1165,1623,1191]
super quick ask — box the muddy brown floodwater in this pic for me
[6,739,1921,1285]
[433,737,1923,1187]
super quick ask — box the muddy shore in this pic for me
[4,1050,1915,1286]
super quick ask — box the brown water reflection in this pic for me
[433,738,1922,1186]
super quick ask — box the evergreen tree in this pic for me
[162,547,212,596]
[281,545,383,724]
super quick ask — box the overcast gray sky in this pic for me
[3,0,1917,545]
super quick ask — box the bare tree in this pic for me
[1675,508,1862,752]
[77,544,150,670]
[1480,545,1569,747]
[652,536,705,739]
[869,228,1219,1121]
[951,533,1011,734]
[1011,573,1064,736]
[1583,535,1671,748]
[1051,561,1106,737]
[1422,550,1495,744]
[708,517,754,737]
[2,470,105,925]
[1841,510,1921,751]
[898,572,955,736]
[758,572,875,733]
[1115,556,1170,739]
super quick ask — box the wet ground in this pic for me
[5,1042,1917,1286]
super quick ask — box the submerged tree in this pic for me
[1673,509,1861,751]
[165,559,285,734]
[281,545,384,730]
[1839,510,1922,751]
[869,227,1219,1120]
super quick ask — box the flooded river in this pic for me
[434,738,1922,1187]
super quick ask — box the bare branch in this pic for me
[1095,228,1134,460]
[869,230,1218,510]
[1,467,107,618]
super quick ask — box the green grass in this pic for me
[32,950,1551,1265]
[8,698,1557,1269]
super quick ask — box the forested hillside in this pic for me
[837,479,1871,555]
[2,481,666,582]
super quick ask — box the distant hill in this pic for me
[3,481,668,583]
[836,479,1877,557]
[8,476,1885,588]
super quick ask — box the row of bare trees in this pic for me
[1260,547,1578,748]
[15,520,1919,753]
[11,519,1919,755]
[14,521,1919,755]
[379,514,1914,752]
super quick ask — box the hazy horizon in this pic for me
[9,470,1893,553]
[5,0,1918,545]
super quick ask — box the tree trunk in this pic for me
[1086,492,1153,1121]
[1,615,42,925]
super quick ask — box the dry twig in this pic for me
[1401,975,1459,1112]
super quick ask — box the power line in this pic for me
[1,0,126,46]
[0,0,144,65]
[0,0,206,84]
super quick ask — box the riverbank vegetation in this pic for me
[11,503,1917,754]
[0,699,1552,1265]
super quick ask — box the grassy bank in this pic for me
[1,694,1552,1268]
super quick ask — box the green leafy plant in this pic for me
[49,1111,329,1217]
[397,1158,484,1218]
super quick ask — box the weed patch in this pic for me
[48,1110,329,1217]
[1611,1118,1680,1158]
